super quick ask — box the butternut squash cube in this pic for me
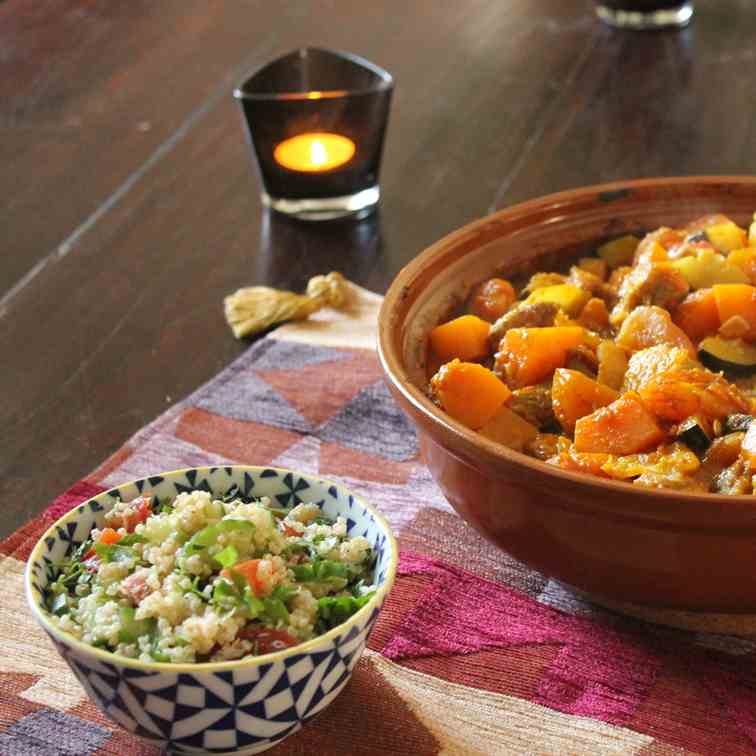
[494,326,585,389]
[430,359,511,429]
[712,284,756,337]
[429,314,490,362]
[574,392,665,455]
[551,368,619,433]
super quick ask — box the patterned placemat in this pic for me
[3,285,756,755]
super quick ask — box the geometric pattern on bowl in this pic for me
[26,466,397,755]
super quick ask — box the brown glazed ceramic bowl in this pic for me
[378,176,756,613]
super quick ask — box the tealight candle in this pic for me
[274,133,356,173]
[234,48,393,221]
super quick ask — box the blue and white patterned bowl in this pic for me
[25,466,397,755]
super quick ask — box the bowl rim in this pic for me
[378,175,756,524]
[25,465,398,673]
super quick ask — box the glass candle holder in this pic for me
[234,48,393,221]
[595,0,694,30]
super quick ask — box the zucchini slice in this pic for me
[698,336,756,374]
[676,416,712,454]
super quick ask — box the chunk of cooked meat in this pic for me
[610,261,690,326]
[564,344,599,377]
[691,430,743,490]
[608,265,632,291]
[567,266,617,308]
[616,305,695,355]
[509,385,556,429]
[525,433,570,460]
[622,344,700,392]
[633,227,685,265]
[577,256,608,280]
[488,301,558,348]
[577,297,611,335]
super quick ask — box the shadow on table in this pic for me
[254,208,390,294]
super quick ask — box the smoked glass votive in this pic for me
[234,48,393,221]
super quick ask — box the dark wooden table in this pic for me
[2,0,755,539]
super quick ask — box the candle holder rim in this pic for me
[232,47,394,102]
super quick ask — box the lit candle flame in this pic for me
[274,133,356,172]
[310,139,327,166]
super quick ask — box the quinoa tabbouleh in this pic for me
[46,487,376,663]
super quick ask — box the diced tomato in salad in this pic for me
[119,496,152,532]
[237,626,298,654]
[121,571,151,603]
[222,559,268,597]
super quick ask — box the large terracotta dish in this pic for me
[378,176,756,613]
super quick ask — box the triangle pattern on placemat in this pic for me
[176,410,305,467]
[317,380,418,461]
[270,436,321,476]
[256,350,382,429]
[194,372,311,433]
[250,340,354,372]
[318,441,415,486]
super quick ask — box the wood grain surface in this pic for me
[2,0,755,537]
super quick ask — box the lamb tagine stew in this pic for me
[427,212,756,494]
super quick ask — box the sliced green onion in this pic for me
[212,580,241,609]
[213,545,239,569]
[185,519,255,555]
[244,591,265,619]
[261,596,289,624]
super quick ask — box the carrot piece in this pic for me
[494,326,585,388]
[467,278,516,322]
[83,527,121,560]
[574,392,666,455]
[430,359,512,429]
[616,305,695,355]
[673,288,720,343]
[429,314,491,361]
[223,559,267,596]
[712,284,756,339]
[98,528,122,545]
[551,368,619,434]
